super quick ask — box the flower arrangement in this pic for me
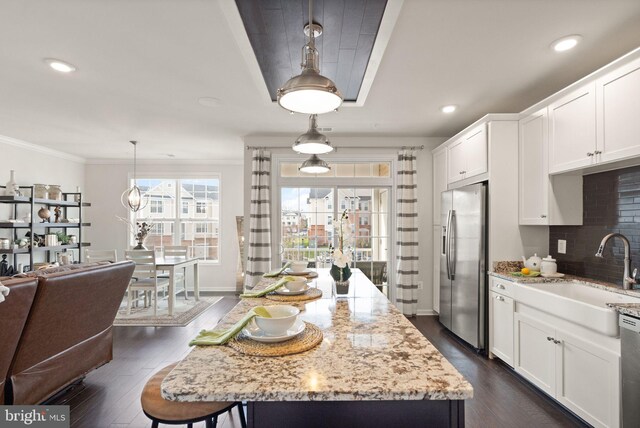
[330,209,353,284]
[117,216,155,249]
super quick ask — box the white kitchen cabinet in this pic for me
[489,290,514,367]
[555,329,620,428]
[597,56,640,163]
[447,125,487,184]
[432,148,447,224]
[519,109,582,226]
[514,312,557,397]
[514,310,620,428]
[548,82,597,173]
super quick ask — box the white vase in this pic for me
[4,170,19,196]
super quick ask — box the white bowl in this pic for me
[254,305,300,336]
[284,279,307,292]
[290,261,308,273]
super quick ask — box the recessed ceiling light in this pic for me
[551,35,582,52]
[166,154,176,158]
[441,105,457,114]
[198,97,222,107]
[44,58,76,73]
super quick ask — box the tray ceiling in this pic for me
[235,0,387,102]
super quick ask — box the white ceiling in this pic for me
[1,0,640,160]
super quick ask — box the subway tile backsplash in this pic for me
[549,165,640,286]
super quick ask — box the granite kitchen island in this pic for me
[162,269,473,428]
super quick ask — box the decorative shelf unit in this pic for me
[0,185,91,271]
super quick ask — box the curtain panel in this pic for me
[395,150,419,316]
[245,149,272,289]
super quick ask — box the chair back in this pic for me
[163,246,188,258]
[125,250,157,280]
[85,249,118,263]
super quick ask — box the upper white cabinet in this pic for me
[547,56,640,175]
[597,56,640,163]
[548,82,597,174]
[519,109,582,226]
[432,148,447,225]
[447,124,487,184]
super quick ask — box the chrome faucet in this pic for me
[595,233,638,289]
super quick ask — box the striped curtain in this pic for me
[396,150,419,316]
[245,149,272,289]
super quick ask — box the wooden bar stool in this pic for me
[141,363,246,428]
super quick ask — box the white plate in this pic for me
[541,272,565,278]
[274,284,310,296]
[242,318,305,343]
[283,268,313,276]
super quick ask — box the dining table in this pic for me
[155,256,200,316]
[161,268,473,427]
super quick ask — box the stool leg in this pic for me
[206,415,217,428]
[238,402,247,428]
[187,424,193,428]
[151,421,159,428]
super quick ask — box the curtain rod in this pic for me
[245,145,425,151]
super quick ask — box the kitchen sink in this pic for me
[514,281,640,336]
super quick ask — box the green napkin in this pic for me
[263,261,292,277]
[189,306,272,346]
[240,276,296,298]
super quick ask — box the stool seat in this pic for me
[142,363,237,423]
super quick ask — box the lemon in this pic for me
[521,267,530,275]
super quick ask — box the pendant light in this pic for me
[277,0,343,114]
[293,114,333,154]
[121,140,148,212]
[299,154,331,174]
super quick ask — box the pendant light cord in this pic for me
[308,0,314,48]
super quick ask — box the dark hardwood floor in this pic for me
[55,299,587,427]
[409,317,588,428]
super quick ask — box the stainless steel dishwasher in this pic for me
[621,314,640,427]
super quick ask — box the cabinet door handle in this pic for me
[586,152,594,157]
[459,171,464,175]
[495,295,504,301]
[540,214,547,218]
[547,336,554,341]
[496,284,505,290]
[594,150,602,155]
[553,339,561,345]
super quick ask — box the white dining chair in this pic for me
[124,250,170,315]
[157,246,189,299]
[85,249,118,263]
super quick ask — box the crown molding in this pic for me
[85,158,244,166]
[0,134,86,163]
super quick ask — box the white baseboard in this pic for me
[417,309,438,316]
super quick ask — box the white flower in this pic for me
[332,249,352,268]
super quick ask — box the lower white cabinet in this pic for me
[513,312,620,428]
[490,291,514,367]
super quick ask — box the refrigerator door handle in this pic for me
[445,209,452,280]
[450,210,456,279]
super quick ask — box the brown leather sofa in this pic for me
[0,277,38,405]
[1,261,134,404]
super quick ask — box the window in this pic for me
[132,177,220,262]
[150,200,163,214]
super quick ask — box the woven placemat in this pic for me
[228,322,323,357]
[264,287,322,302]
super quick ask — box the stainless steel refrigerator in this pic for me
[439,182,487,350]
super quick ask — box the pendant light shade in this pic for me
[277,0,342,114]
[121,141,148,212]
[293,114,333,154]
[299,154,331,174]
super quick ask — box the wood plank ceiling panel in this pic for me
[235,0,388,102]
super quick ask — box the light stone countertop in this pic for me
[489,265,640,319]
[162,269,473,402]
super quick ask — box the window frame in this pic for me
[128,172,222,265]
[273,154,396,297]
